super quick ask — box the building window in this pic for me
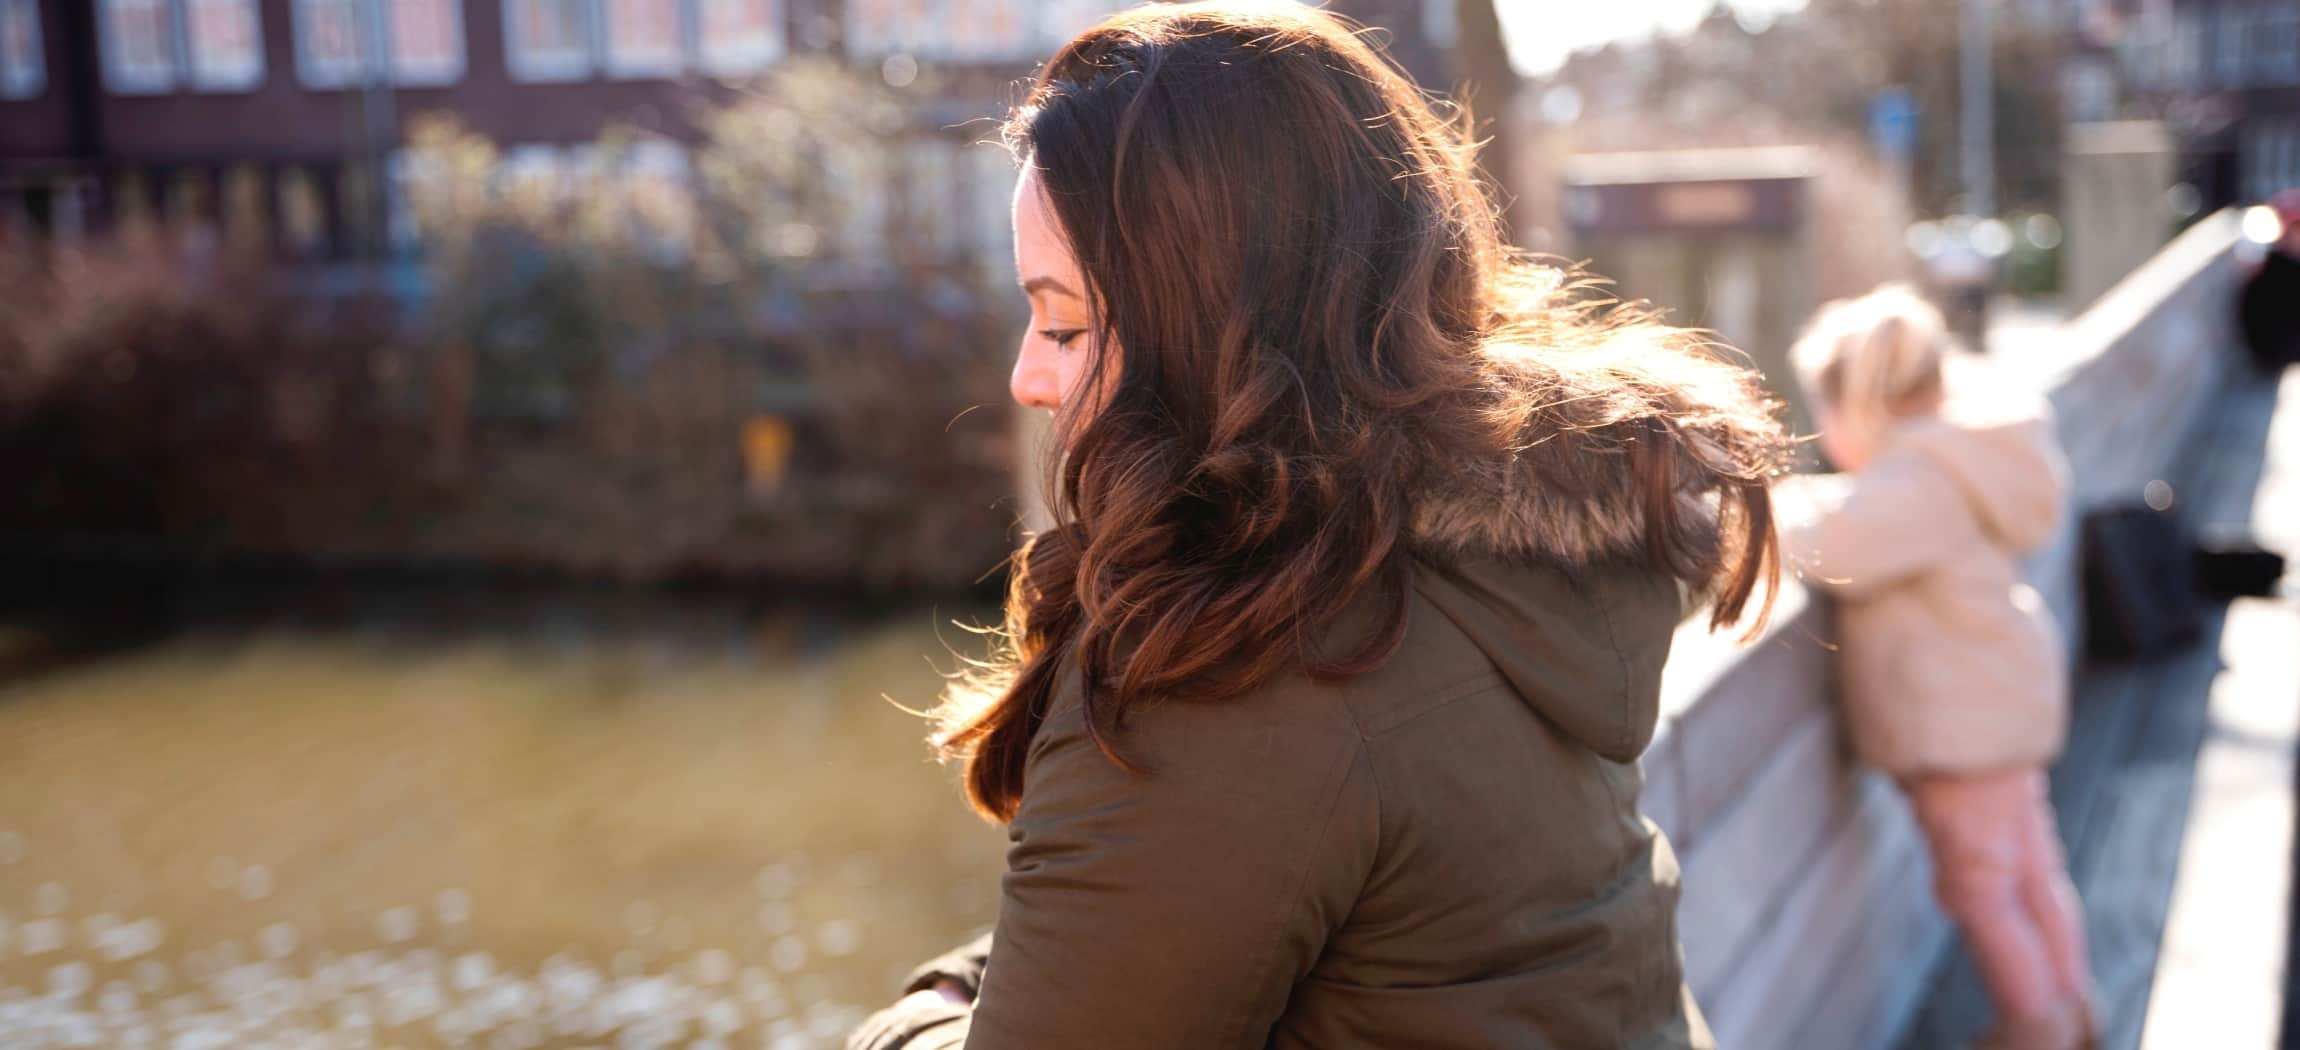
[846,0,942,59]
[2173,7,2205,92]
[506,0,596,81]
[293,0,365,86]
[1035,0,1121,53]
[100,0,180,93]
[604,0,683,78]
[943,0,1029,62]
[392,0,465,85]
[0,0,43,99]
[184,0,262,89]
[295,0,465,88]
[100,0,265,94]
[696,0,779,76]
[2215,4,2249,89]
[512,0,779,83]
[2266,4,2300,86]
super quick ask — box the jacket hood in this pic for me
[1892,381,2066,554]
[1413,556,1682,763]
[1406,338,1776,578]
[1400,341,1770,762]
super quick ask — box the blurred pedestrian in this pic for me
[2239,190,2300,373]
[848,3,1793,1048]
[1780,286,2094,1050]
[1917,217,2004,354]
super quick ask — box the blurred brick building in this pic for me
[2112,0,2300,206]
[0,0,1462,267]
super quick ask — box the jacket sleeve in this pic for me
[845,991,970,1050]
[843,932,994,1050]
[900,932,993,998]
[956,686,1376,1050]
[1776,461,1970,598]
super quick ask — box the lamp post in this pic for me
[1949,0,1997,348]
[357,0,395,260]
[1959,0,1994,220]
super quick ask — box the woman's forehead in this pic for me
[1011,167,1053,245]
[1012,168,1084,297]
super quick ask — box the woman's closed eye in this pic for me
[1039,328,1086,350]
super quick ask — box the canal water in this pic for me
[0,587,1009,1049]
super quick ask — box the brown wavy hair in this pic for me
[936,1,1789,822]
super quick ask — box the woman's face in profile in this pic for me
[1008,165,1103,415]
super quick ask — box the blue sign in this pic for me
[1869,87,1918,161]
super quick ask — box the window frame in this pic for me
[2264,3,2300,87]
[0,0,45,99]
[846,0,941,60]
[943,0,1030,63]
[602,0,687,79]
[2173,7,2206,92]
[509,0,781,84]
[99,0,267,95]
[181,0,265,90]
[389,0,467,87]
[694,0,782,77]
[99,0,183,94]
[2214,3,2250,89]
[1035,0,1116,55]
[504,0,598,83]
[291,0,366,88]
[293,0,467,90]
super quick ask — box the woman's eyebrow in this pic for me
[1021,275,1080,300]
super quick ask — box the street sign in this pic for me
[1870,87,1919,162]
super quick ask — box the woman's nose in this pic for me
[1010,343,1059,411]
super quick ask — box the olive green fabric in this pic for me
[856,555,1714,1050]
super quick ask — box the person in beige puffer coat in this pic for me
[1780,286,2096,1050]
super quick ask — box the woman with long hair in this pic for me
[851,4,1788,1047]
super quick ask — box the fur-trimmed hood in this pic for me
[1401,338,1785,763]
[1409,431,1722,573]
[1406,338,1781,583]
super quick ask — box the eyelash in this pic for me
[1039,329,1085,350]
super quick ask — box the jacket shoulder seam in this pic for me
[1580,571,1638,757]
[1353,667,1510,738]
[1220,733,1372,1046]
